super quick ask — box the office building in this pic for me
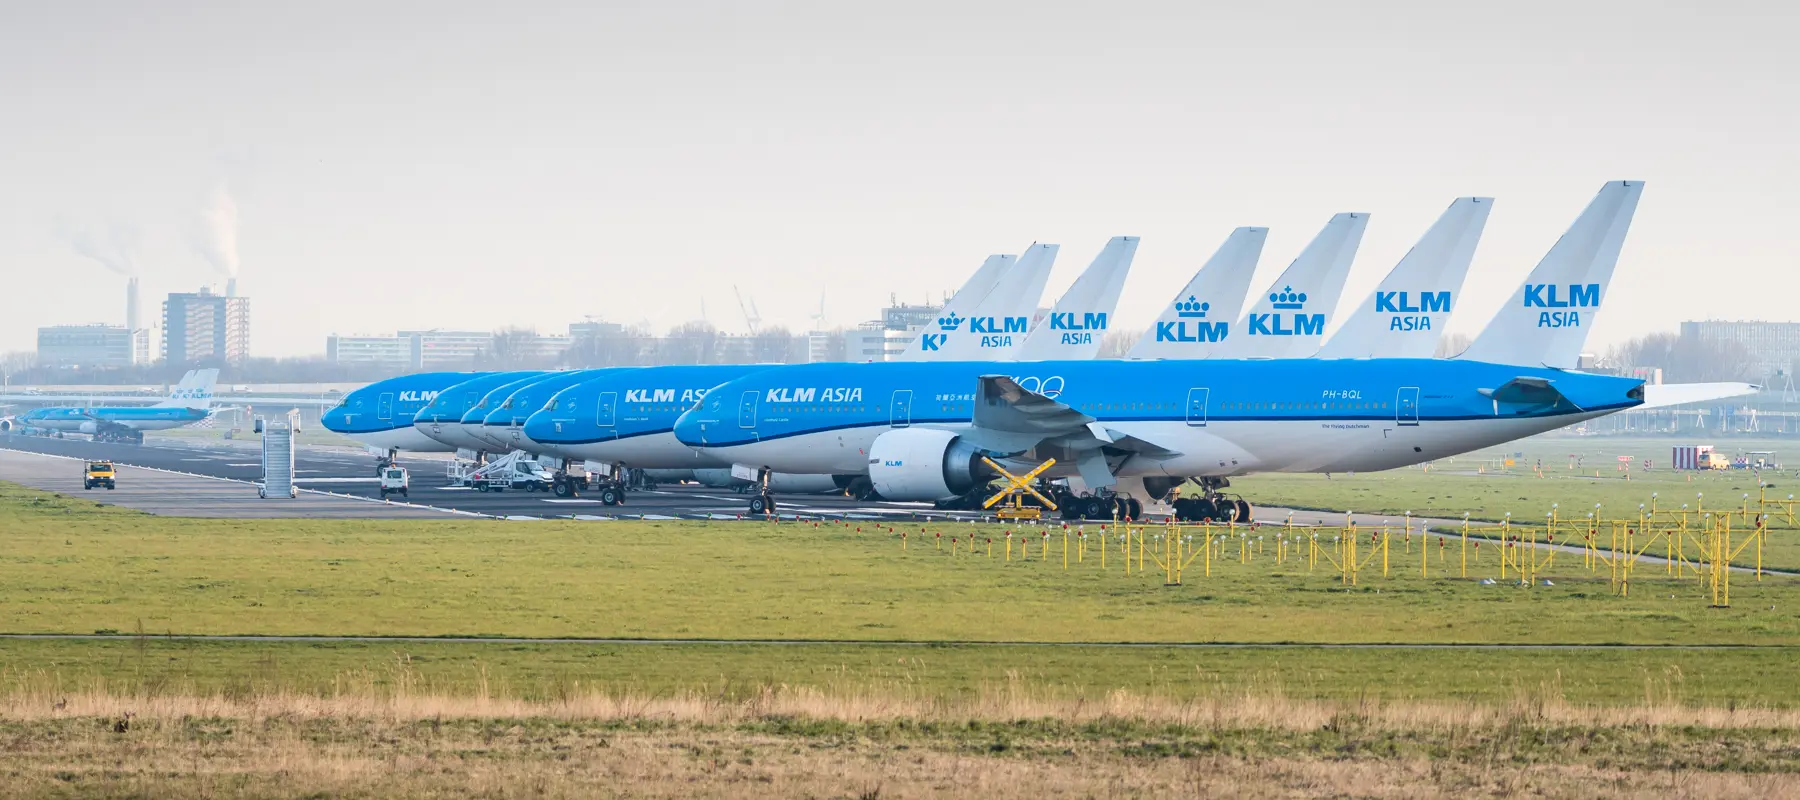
[36,324,145,369]
[162,287,250,365]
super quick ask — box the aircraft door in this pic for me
[377,392,394,421]
[596,391,617,427]
[890,389,913,427]
[1396,386,1420,426]
[1184,388,1209,427]
[737,390,759,429]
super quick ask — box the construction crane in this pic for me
[734,285,763,335]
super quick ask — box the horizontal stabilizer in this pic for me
[1479,376,1573,408]
[1640,382,1761,409]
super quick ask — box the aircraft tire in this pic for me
[552,481,574,498]
[1126,498,1142,521]
[748,495,768,515]
[1080,497,1108,521]
[1234,499,1252,524]
[600,487,623,506]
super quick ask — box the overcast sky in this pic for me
[1,1,1794,357]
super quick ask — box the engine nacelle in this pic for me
[868,427,990,502]
[78,421,99,434]
[0,418,12,433]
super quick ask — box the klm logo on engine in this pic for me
[970,315,1028,348]
[1524,283,1600,328]
[398,390,440,403]
[1048,312,1106,344]
[1156,297,1227,343]
[1247,287,1324,337]
[765,387,865,403]
[1377,290,1452,332]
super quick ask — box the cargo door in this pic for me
[1396,386,1420,426]
[1184,388,1209,427]
[890,389,913,427]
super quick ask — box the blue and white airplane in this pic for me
[4,369,221,443]
[670,357,1651,518]
[410,370,545,453]
[321,371,490,453]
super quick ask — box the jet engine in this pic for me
[0,418,12,433]
[78,421,99,434]
[867,427,993,502]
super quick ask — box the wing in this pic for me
[964,375,1183,486]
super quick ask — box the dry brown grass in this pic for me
[3,681,1799,798]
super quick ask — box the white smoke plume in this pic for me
[58,218,140,276]
[193,182,240,277]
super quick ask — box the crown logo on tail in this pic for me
[1270,286,1307,310]
[1175,296,1210,318]
[937,312,966,331]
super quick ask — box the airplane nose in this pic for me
[673,409,708,446]
[321,408,345,431]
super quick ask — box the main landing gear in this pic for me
[747,468,777,516]
[1170,477,1252,523]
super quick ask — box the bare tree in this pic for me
[1434,333,1473,358]
[1606,331,1752,382]
[1098,329,1140,359]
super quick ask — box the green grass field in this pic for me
[2,480,1797,648]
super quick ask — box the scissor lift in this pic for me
[981,457,1058,520]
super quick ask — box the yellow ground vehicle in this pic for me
[83,461,116,490]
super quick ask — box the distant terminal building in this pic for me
[400,329,495,367]
[36,324,148,369]
[325,334,415,369]
[569,320,625,339]
[1680,320,1800,379]
[162,288,250,366]
[841,298,943,362]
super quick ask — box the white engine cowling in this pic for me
[868,427,989,501]
[0,418,12,433]
[78,421,99,434]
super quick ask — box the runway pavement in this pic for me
[0,432,1010,522]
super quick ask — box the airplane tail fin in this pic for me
[1315,197,1492,359]
[154,368,220,409]
[1216,212,1368,359]
[932,243,1059,359]
[1127,227,1266,360]
[1458,181,1644,368]
[894,253,1016,362]
[1013,236,1139,361]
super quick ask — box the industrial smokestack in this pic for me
[127,276,140,331]
[226,277,237,298]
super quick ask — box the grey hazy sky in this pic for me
[2,1,1794,357]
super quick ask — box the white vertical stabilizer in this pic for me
[1216,213,1368,359]
[155,368,220,409]
[1458,181,1643,368]
[1013,237,1139,361]
[1315,197,1492,359]
[1127,227,1266,360]
[894,253,1015,362]
[932,243,1058,359]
